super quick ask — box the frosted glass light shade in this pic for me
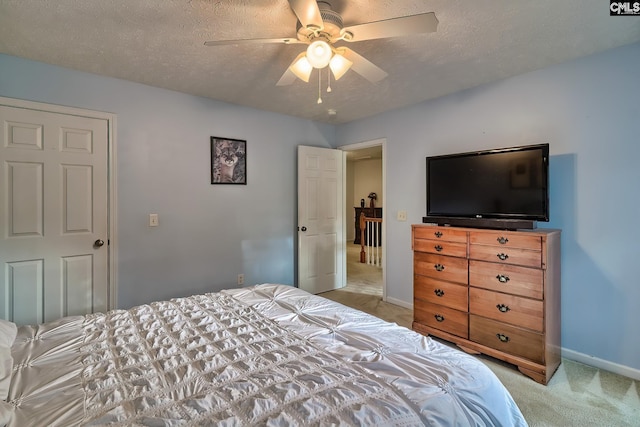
[289,53,313,82]
[329,53,353,80]
[306,40,332,69]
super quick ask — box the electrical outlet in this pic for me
[397,210,407,221]
[237,274,244,285]
[149,213,159,226]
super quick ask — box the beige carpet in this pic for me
[321,243,640,426]
[343,242,384,296]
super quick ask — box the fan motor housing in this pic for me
[296,3,344,42]
[319,8,343,35]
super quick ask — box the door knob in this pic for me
[94,239,105,247]
[300,226,307,232]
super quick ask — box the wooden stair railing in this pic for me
[359,212,383,266]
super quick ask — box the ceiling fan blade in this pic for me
[288,0,323,30]
[276,68,298,86]
[342,12,438,42]
[340,48,388,83]
[204,37,303,46]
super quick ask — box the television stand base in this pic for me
[422,216,537,230]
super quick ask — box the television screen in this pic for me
[426,144,549,222]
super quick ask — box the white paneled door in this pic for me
[297,145,344,294]
[0,104,109,325]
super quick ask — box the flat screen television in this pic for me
[424,143,549,229]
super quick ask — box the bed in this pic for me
[1,284,526,426]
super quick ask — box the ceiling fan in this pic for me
[204,0,438,86]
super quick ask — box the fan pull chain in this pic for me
[317,69,323,104]
[327,67,332,93]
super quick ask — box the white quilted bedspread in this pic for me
[6,284,526,426]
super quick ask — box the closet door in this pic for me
[0,104,109,324]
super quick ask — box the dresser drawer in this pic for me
[414,276,468,311]
[413,239,467,257]
[470,231,542,250]
[414,252,468,284]
[469,260,543,299]
[413,226,467,243]
[469,244,541,268]
[469,287,543,332]
[470,315,544,363]
[415,301,468,339]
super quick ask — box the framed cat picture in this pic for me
[210,136,246,185]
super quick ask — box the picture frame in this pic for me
[210,136,246,185]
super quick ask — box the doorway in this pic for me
[339,139,385,299]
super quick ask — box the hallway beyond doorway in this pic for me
[345,241,383,296]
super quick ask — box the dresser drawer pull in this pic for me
[497,253,509,261]
[434,231,443,238]
[434,314,445,322]
[496,274,510,283]
[434,245,443,252]
[496,304,511,313]
[496,333,510,343]
[434,264,445,272]
[497,236,509,245]
[434,289,445,297]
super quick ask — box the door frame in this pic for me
[0,96,118,310]
[338,138,386,301]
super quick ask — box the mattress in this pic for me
[4,284,526,426]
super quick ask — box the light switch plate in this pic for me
[397,210,407,221]
[149,213,159,226]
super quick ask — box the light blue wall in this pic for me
[336,42,640,371]
[0,54,335,309]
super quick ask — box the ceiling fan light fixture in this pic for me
[329,52,353,80]
[306,39,332,69]
[289,53,313,82]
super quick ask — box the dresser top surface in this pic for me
[412,224,560,236]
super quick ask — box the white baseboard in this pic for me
[562,348,640,380]
[384,296,413,310]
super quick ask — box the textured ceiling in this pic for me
[1,1,639,124]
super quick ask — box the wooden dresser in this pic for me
[412,224,561,384]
